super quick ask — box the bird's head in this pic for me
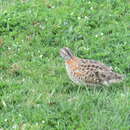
[60,47,74,61]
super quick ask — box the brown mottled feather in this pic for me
[60,47,124,86]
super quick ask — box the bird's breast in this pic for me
[66,57,80,72]
[65,57,83,84]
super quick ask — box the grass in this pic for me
[0,0,130,129]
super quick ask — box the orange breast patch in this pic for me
[66,57,81,73]
[74,71,83,76]
[66,57,79,64]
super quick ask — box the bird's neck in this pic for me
[65,56,79,64]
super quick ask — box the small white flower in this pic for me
[12,125,17,129]
[88,1,91,4]
[78,17,81,20]
[39,55,43,58]
[90,7,93,10]
[37,104,40,107]
[124,42,127,44]
[70,12,74,15]
[42,120,45,123]
[120,93,125,97]
[4,119,7,122]
[84,16,89,19]
[64,21,68,25]
[19,114,22,117]
[51,6,55,9]
[95,35,98,38]
[2,100,6,107]
[39,25,45,30]
[101,33,104,36]
[36,123,38,126]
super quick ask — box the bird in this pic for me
[60,47,124,86]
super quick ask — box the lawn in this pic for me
[0,0,130,129]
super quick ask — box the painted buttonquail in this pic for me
[60,47,124,86]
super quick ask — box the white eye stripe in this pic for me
[60,49,67,55]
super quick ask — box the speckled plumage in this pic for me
[60,47,124,86]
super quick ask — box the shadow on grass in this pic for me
[60,81,127,95]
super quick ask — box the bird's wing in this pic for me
[78,59,122,84]
[79,59,113,71]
